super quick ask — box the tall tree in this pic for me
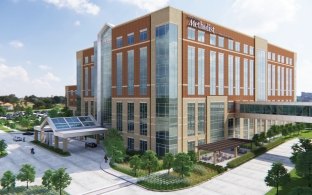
[16,164,36,189]
[0,106,6,116]
[163,153,175,175]
[0,139,8,156]
[42,169,54,190]
[264,162,290,195]
[288,187,312,195]
[129,155,141,176]
[141,150,159,175]
[173,153,193,178]
[51,168,71,195]
[103,128,125,159]
[25,107,33,116]
[290,138,312,163]
[295,151,312,187]
[187,151,198,163]
[0,171,15,192]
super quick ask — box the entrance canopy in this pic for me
[197,138,252,152]
[34,115,107,138]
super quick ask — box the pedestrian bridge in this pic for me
[236,102,312,123]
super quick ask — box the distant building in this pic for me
[299,92,312,102]
[65,85,77,115]
[2,103,14,111]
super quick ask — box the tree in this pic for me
[252,134,260,146]
[281,128,289,137]
[264,162,290,195]
[141,150,159,175]
[163,153,175,175]
[25,107,33,116]
[295,151,312,187]
[0,139,8,156]
[20,118,30,128]
[61,107,73,117]
[51,168,71,195]
[0,106,6,116]
[187,151,197,163]
[17,164,36,189]
[1,171,15,192]
[48,108,59,118]
[42,169,54,190]
[111,146,124,163]
[288,187,312,195]
[103,128,125,159]
[129,155,141,176]
[259,132,266,144]
[290,138,312,163]
[266,129,273,142]
[173,153,193,178]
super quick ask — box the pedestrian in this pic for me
[104,155,108,163]
[23,137,25,142]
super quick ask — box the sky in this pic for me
[0,0,311,98]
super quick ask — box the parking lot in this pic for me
[0,130,127,194]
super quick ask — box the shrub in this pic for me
[110,162,146,177]
[138,174,190,190]
[197,161,227,173]
[192,164,207,176]
[31,140,70,156]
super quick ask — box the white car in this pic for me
[13,136,22,142]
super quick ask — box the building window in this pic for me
[187,103,195,136]
[140,47,147,95]
[218,53,224,95]
[210,102,224,142]
[198,48,205,95]
[272,53,276,61]
[84,68,89,96]
[127,138,134,150]
[140,29,147,41]
[243,58,248,96]
[228,118,234,138]
[210,51,216,95]
[228,39,234,50]
[198,30,205,42]
[290,58,293,65]
[286,68,289,96]
[116,52,123,96]
[198,139,205,146]
[228,55,234,95]
[188,46,195,95]
[243,44,248,54]
[256,50,266,101]
[277,55,281,63]
[210,34,216,45]
[140,103,147,136]
[268,52,271,60]
[188,141,195,152]
[250,60,254,96]
[286,57,289,64]
[268,64,271,96]
[235,56,240,96]
[91,55,94,63]
[127,103,134,132]
[235,42,240,52]
[281,67,285,96]
[84,56,89,64]
[140,140,147,153]
[277,66,281,96]
[281,56,285,64]
[127,33,134,45]
[128,50,134,96]
[290,69,292,96]
[116,36,123,48]
[218,36,224,48]
[187,27,195,40]
[272,65,276,96]
[198,103,205,135]
[249,46,254,55]
[117,102,122,131]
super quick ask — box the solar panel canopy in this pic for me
[50,116,97,131]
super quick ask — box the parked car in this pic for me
[13,136,23,142]
[85,142,97,148]
[22,131,34,135]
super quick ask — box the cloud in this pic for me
[74,20,81,26]
[0,57,6,63]
[230,0,299,34]
[0,63,29,82]
[43,0,100,15]
[9,40,24,48]
[38,64,51,70]
[0,62,63,97]
[116,0,169,12]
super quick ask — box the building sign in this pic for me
[188,17,215,33]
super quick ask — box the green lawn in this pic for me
[266,129,312,195]
[0,124,13,132]
[266,169,308,195]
